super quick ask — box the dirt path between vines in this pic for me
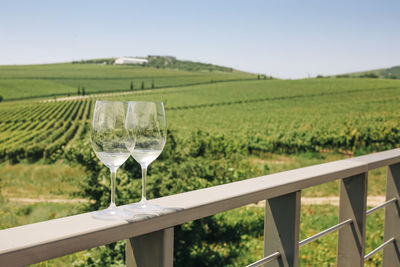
[8,196,386,207]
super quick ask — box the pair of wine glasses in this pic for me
[91,100,166,220]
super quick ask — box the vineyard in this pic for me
[0,100,92,163]
[1,78,400,164]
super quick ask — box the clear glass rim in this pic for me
[127,101,164,105]
[94,100,128,104]
[94,100,164,105]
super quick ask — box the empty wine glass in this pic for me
[90,100,133,220]
[125,101,166,215]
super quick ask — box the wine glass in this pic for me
[90,100,133,220]
[125,101,166,215]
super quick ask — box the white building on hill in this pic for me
[114,57,148,65]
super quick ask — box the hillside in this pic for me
[335,65,400,79]
[0,57,257,101]
[74,55,235,72]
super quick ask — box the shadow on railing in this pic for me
[1,149,400,267]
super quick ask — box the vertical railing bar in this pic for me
[364,237,395,261]
[264,191,301,267]
[366,198,397,215]
[245,251,281,267]
[337,172,368,266]
[382,163,400,266]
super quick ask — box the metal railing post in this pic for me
[264,191,301,267]
[126,227,174,267]
[337,172,368,267]
[383,163,400,267]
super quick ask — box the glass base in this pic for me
[124,199,164,216]
[92,205,132,221]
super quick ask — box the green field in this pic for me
[0,61,256,100]
[0,64,399,266]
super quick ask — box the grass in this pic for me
[0,161,86,199]
[0,199,82,230]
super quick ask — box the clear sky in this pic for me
[1,0,399,78]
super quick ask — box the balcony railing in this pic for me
[1,149,399,266]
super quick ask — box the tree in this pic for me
[77,86,81,95]
[82,87,86,96]
[130,81,134,91]
[0,95,3,102]
[359,73,379,78]
[257,74,260,80]
[141,81,145,90]
[151,80,155,89]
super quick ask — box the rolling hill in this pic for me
[335,65,400,79]
[0,56,257,101]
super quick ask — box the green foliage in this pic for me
[358,72,379,78]
[73,242,125,267]
[72,58,115,65]
[141,81,144,90]
[146,56,234,72]
[0,95,3,102]
[130,81,133,91]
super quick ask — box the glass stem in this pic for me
[141,166,147,202]
[110,167,117,208]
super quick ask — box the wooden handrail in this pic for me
[0,148,399,266]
